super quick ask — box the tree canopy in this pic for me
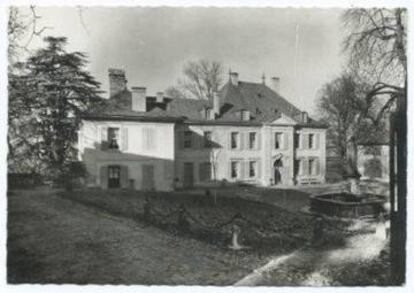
[8,36,103,179]
[166,59,224,100]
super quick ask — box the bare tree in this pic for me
[318,73,385,175]
[343,8,406,123]
[167,59,224,100]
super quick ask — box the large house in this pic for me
[78,69,327,190]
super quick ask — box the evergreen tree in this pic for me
[8,36,103,180]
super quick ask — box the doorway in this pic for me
[183,162,194,188]
[142,165,155,190]
[273,159,283,185]
[108,165,121,188]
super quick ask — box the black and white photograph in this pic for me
[2,0,411,289]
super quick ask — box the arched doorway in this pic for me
[273,158,283,185]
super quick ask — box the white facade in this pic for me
[79,118,326,190]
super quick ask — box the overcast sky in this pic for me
[30,7,346,115]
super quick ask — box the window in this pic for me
[143,128,155,150]
[249,132,257,149]
[241,110,250,121]
[294,159,301,176]
[108,127,120,149]
[231,132,239,149]
[275,132,283,149]
[206,108,214,120]
[199,162,212,182]
[249,161,257,178]
[204,131,213,148]
[108,165,121,188]
[294,133,300,149]
[309,158,318,175]
[309,134,315,149]
[231,161,239,178]
[184,131,192,148]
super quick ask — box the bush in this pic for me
[59,161,88,190]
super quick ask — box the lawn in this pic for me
[7,188,272,284]
[59,187,316,252]
[8,185,391,285]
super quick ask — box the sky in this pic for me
[28,7,346,115]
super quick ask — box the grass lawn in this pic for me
[8,184,391,285]
[59,187,316,252]
[7,188,271,284]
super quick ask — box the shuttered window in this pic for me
[204,131,213,148]
[309,134,315,149]
[184,131,192,149]
[143,128,156,150]
[249,161,257,178]
[248,132,257,149]
[230,161,240,178]
[108,127,120,149]
[230,132,239,149]
[199,162,212,182]
[275,132,283,149]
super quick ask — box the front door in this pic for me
[142,165,155,190]
[183,162,194,188]
[108,166,121,188]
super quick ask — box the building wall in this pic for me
[174,124,264,187]
[78,120,175,191]
[79,119,327,190]
[295,127,327,184]
[174,123,327,187]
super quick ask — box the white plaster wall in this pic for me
[295,128,327,183]
[175,124,264,187]
[78,119,175,190]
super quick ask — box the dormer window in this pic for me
[241,109,250,121]
[206,108,214,120]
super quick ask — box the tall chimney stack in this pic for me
[213,91,220,118]
[131,87,147,112]
[230,72,239,86]
[108,68,127,98]
[271,77,280,93]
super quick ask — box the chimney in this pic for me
[109,68,127,98]
[131,87,147,112]
[271,77,280,93]
[156,91,164,103]
[213,91,220,118]
[301,111,309,123]
[230,72,239,86]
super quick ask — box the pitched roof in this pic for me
[84,78,327,128]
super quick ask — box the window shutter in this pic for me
[315,133,320,149]
[315,158,320,175]
[302,134,309,150]
[199,163,204,182]
[303,159,309,176]
[240,133,245,150]
[283,133,288,150]
[257,160,262,178]
[257,132,262,150]
[228,161,232,178]
[240,161,245,179]
[120,165,129,188]
[228,133,232,149]
[99,165,108,189]
[100,126,108,150]
[121,127,128,151]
